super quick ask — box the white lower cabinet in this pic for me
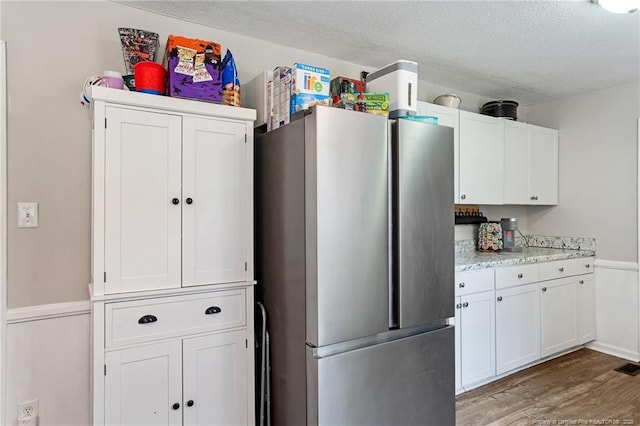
[540,277,578,357]
[456,291,496,388]
[495,283,540,375]
[577,273,596,344]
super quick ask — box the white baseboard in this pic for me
[6,300,90,324]
[587,341,640,363]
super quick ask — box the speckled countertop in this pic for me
[455,247,595,272]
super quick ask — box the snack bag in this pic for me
[222,49,241,107]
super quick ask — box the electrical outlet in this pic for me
[18,399,38,418]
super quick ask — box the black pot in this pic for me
[482,100,519,120]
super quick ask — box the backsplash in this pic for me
[455,235,596,253]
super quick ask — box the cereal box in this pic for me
[291,63,330,97]
[290,93,331,114]
[163,35,222,102]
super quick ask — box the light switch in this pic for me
[18,202,38,228]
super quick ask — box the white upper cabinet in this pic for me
[92,87,256,296]
[504,121,558,205]
[459,111,504,204]
[417,101,460,203]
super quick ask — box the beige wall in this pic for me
[525,81,639,262]
[1,1,490,308]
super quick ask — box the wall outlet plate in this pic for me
[17,202,38,228]
[18,399,38,418]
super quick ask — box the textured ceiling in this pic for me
[121,0,640,105]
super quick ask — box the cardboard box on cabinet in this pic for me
[163,35,223,102]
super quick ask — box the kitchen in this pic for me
[0,1,639,425]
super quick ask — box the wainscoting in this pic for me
[5,301,90,426]
[588,259,640,362]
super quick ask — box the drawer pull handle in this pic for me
[462,302,469,308]
[497,296,503,302]
[205,306,222,315]
[542,287,547,292]
[172,403,180,410]
[138,315,158,324]
[517,273,523,279]
[579,280,585,284]
[559,267,564,272]
[456,303,462,309]
[187,400,194,407]
[459,282,465,288]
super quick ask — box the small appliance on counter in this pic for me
[501,217,523,252]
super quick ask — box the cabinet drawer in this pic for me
[576,257,595,275]
[539,259,577,281]
[495,264,539,289]
[105,289,246,348]
[455,269,494,296]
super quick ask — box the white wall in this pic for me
[525,81,639,262]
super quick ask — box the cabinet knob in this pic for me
[172,198,180,205]
[530,196,536,200]
[172,403,180,410]
[585,264,591,269]
[187,400,194,407]
[535,196,539,200]
[459,282,465,288]
[205,306,222,315]
[579,280,585,284]
[186,198,193,205]
[497,296,503,302]
[559,267,564,272]
[460,194,466,200]
[456,303,462,309]
[517,273,523,279]
[462,302,469,308]
[542,287,547,292]
[138,314,158,324]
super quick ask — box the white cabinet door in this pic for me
[496,283,540,375]
[503,121,530,204]
[417,101,460,203]
[529,125,558,205]
[105,341,182,426]
[182,117,248,287]
[540,277,577,357]
[182,331,249,426]
[577,274,595,344]
[460,290,496,387]
[104,107,182,294]
[459,111,504,204]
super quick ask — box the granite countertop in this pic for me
[455,247,596,272]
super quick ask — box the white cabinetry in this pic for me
[459,111,504,204]
[504,121,558,205]
[454,269,495,392]
[90,87,257,426]
[495,282,541,375]
[540,277,578,357]
[576,258,595,344]
[417,101,460,203]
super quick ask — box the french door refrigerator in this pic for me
[255,106,454,425]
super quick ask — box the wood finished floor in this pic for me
[456,349,640,425]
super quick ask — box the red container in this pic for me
[134,62,166,95]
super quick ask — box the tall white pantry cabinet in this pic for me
[89,86,257,426]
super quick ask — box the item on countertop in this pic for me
[454,205,488,225]
[291,93,331,114]
[361,92,389,115]
[118,28,159,74]
[273,66,292,127]
[221,49,241,106]
[355,92,367,112]
[365,60,417,118]
[164,35,222,102]
[334,79,355,110]
[482,100,518,120]
[477,221,503,252]
[501,217,523,252]
[134,61,166,95]
[433,94,461,109]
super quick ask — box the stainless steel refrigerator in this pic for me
[255,106,454,425]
